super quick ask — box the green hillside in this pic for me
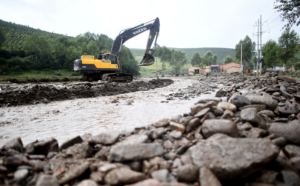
[0,19,65,50]
[130,47,236,64]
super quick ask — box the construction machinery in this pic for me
[74,18,160,82]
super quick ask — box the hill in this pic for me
[130,47,236,64]
[0,19,65,50]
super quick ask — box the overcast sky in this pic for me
[0,0,299,50]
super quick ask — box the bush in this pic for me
[295,63,300,70]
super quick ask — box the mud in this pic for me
[0,79,173,106]
[0,77,220,146]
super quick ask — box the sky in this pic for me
[0,0,299,50]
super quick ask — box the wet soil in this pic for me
[0,77,218,146]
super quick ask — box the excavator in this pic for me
[74,18,160,82]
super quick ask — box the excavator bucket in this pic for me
[138,53,155,66]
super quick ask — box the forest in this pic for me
[0,19,139,75]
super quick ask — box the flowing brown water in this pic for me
[0,77,218,146]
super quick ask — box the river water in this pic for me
[0,77,218,146]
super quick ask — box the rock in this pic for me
[285,145,300,158]
[65,142,93,159]
[2,137,23,152]
[272,137,286,147]
[171,115,182,123]
[229,95,251,108]
[269,120,300,145]
[280,85,293,99]
[90,172,105,183]
[240,104,266,112]
[59,162,90,185]
[278,170,300,186]
[88,131,120,145]
[77,179,98,186]
[33,138,59,155]
[279,105,299,115]
[36,175,59,186]
[258,110,275,117]
[277,76,296,83]
[120,134,148,145]
[110,143,164,161]
[126,179,161,186]
[241,108,267,129]
[59,136,83,151]
[245,93,278,110]
[151,169,177,183]
[104,167,146,185]
[190,104,208,115]
[199,167,222,186]
[242,128,267,138]
[179,116,193,127]
[186,118,200,133]
[290,157,300,171]
[14,169,28,184]
[152,118,171,128]
[253,170,278,185]
[216,88,227,97]
[187,134,279,179]
[214,108,224,116]
[170,131,182,139]
[200,112,216,123]
[220,109,234,119]
[177,164,198,182]
[170,122,185,133]
[217,102,236,112]
[196,97,222,104]
[194,107,210,118]
[163,140,173,149]
[202,119,238,138]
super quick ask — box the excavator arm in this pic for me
[110,17,160,66]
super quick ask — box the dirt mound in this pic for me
[0,79,173,106]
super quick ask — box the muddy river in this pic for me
[0,77,218,146]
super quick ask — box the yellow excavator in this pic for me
[74,18,160,82]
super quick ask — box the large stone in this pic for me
[77,179,98,186]
[229,95,251,108]
[245,93,278,110]
[126,179,161,186]
[152,118,171,128]
[285,145,300,158]
[119,134,148,145]
[170,131,182,139]
[1,137,23,152]
[202,119,238,138]
[33,138,58,155]
[215,88,227,97]
[170,122,185,133]
[65,142,93,159]
[36,175,59,186]
[241,108,267,129]
[277,76,296,83]
[59,136,83,151]
[258,110,275,117]
[269,120,300,145]
[59,162,90,185]
[177,164,198,182]
[104,167,146,185]
[186,118,200,133]
[196,97,222,104]
[88,131,120,145]
[199,167,222,186]
[217,102,236,112]
[240,105,266,112]
[190,104,208,115]
[151,169,177,183]
[110,143,164,161]
[187,134,279,179]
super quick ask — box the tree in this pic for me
[191,52,202,67]
[0,29,5,47]
[224,55,233,64]
[202,51,214,66]
[278,28,300,66]
[274,0,300,29]
[235,35,255,70]
[213,54,218,64]
[154,46,172,76]
[169,49,187,76]
[86,40,99,56]
[23,33,40,61]
[262,40,280,68]
[294,63,300,70]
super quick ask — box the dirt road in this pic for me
[0,77,217,146]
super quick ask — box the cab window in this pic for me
[112,56,118,64]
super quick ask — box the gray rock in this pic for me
[36,175,59,186]
[77,179,98,186]
[104,167,146,185]
[152,118,171,127]
[126,179,161,186]
[186,118,200,133]
[170,131,182,139]
[285,145,300,158]
[59,162,90,185]
[196,97,222,104]
[258,110,275,117]
[194,107,210,118]
[66,142,93,159]
[177,164,198,182]
[241,108,267,129]
[229,95,251,108]
[277,170,300,186]
[60,136,83,151]
[110,143,164,161]
[187,134,279,179]
[272,137,286,147]
[269,120,300,145]
[33,138,58,155]
[120,134,148,145]
[216,88,227,97]
[217,102,236,112]
[241,128,267,138]
[199,167,222,186]
[2,137,23,152]
[202,119,238,138]
[245,92,278,110]
[151,169,177,183]
[88,131,120,145]
[14,169,28,184]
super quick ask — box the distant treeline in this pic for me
[0,19,139,75]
